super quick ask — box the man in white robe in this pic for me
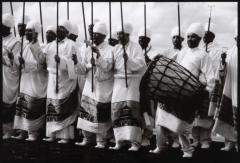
[41,20,78,144]
[12,21,48,141]
[2,13,21,139]
[154,22,215,158]
[137,27,158,147]
[191,23,223,149]
[212,30,238,151]
[152,26,184,152]
[75,22,114,148]
[106,23,147,151]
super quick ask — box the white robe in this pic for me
[44,37,77,138]
[13,40,48,132]
[2,34,21,104]
[111,41,147,143]
[76,41,114,133]
[202,41,223,73]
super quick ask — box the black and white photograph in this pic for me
[1,1,239,162]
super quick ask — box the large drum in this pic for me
[140,55,205,123]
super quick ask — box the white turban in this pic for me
[186,22,204,38]
[26,21,41,33]
[70,23,79,36]
[171,26,184,38]
[93,22,108,36]
[138,27,152,38]
[2,13,15,28]
[116,22,133,34]
[46,25,56,34]
[204,22,217,34]
[17,15,30,24]
[59,20,71,32]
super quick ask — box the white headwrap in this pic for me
[2,13,15,28]
[26,21,41,33]
[17,15,30,24]
[59,20,72,32]
[186,22,204,38]
[171,26,184,38]
[46,25,56,34]
[70,23,79,36]
[204,23,217,34]
[93,22,108,36]
[116,22,133,34]
[138,27,152,38]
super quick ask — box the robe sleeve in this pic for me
[29,41,46,65]
[200,54,215,92]
[95,49,114,73]
[75,46,88,75]
[126,45,146,72]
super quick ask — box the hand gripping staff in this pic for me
[39,2,44,43]
[56,2,59,93]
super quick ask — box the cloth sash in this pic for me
[111,101,142,143]
[46,89,78,122]
[77,95,111,133]
[15,93,46,120]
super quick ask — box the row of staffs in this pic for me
[9,2,214,94]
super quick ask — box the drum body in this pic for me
[140,55,205,123]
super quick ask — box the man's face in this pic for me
[138,36,151,49]
[203,31,215,44]
[117,32,130,45]
[187,33,201,48]
[93,32,105,45]
[18,23,26,37]
[46,31,56,43]
[57,26,68,41]
[172,35,183,48]
[25,28,33,41]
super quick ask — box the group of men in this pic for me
[2,11,238,158]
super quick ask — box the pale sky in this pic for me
[2,2,238,51]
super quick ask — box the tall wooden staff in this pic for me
[39,2,44,43]
[10,2,16,37]
[120,2,128,88]
[18,2,25,93]
[144,2,147,57]
[67,1,69,20]
[177,2,182,50]
[56,2,59,93]
[91,2,94,92]
[81,2,88,47]
[205,5,214,53]
[109,2,112,40]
